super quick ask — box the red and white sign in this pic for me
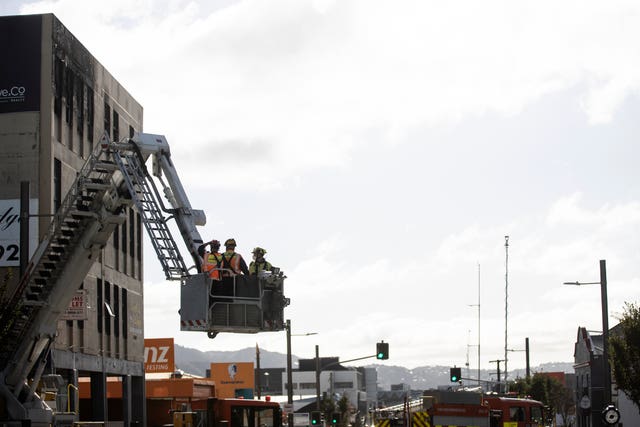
[61,290,88,320]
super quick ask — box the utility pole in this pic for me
[286,320,293,427]
[315,345,320,411]
[477,263,481,387]
[504,236,509,389]
[525,338,530,380]
[600,260,611,405]
[489,359,504,392]
[256,344,261,399]
[468,263,481,387]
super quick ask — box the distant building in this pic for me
[0,13,144,424]
[256,357,378,415]
[390,383,410,392]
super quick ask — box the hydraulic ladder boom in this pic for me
[0,133,205,423]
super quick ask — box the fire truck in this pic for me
[374,390,545,427]
[0,133,289,426]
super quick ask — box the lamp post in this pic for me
[564,259,611,407]
[285,320,317,426]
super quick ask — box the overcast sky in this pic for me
[5,0,640,374]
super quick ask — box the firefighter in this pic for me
[198,239,223,280]
[249,247,274,275]
[221,238,249,276]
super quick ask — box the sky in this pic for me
[4,0,640,374]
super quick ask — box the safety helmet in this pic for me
[224,238,237,247]
[210,240,221,249]
[252,247,266,256]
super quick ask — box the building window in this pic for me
[65,67,74,126]
[121,216,127,273]
[115,226,121,270]
[136,212,142,278]
[300,383,317,390]
[113,110,119,141]
[53,158,61,212]
[54,57,63,116]
[104,281,111,336]
[129,208,135,276]
[114,284,120,338]
[122,288,128,340]
[97,278,103,333]
[76,76,84,156]
[129,125,135,138]
[334,382,353,389]
[104,100,111,137]
[87,87,94,148]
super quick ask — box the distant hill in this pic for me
[175,345,573,390]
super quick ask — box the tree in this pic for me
[320,393,336,422]
[336,395,350,427]
[610,302,640,411]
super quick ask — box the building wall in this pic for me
[284,370,362,397]
[1,13,146,421]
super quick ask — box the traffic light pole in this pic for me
[323,354,378,370]
[457,376,501,386]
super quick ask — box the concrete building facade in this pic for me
[0,13,145,425]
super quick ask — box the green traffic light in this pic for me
[376,341,389,360]
[449,367,461,382]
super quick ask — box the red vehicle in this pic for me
[483,396,545,427]
[374,391,545,427]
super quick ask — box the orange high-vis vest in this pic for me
[222,251,242,275]
[202,252,223,280]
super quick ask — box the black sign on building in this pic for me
[0,15,42,114]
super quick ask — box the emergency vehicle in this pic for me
[374,390,545,427]
[0,133,289,426]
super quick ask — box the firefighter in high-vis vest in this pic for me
[221,238,249,276]
[198,239,223,280]
[249,247,274,275]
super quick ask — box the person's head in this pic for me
[252,247,266,260]
[224,238,237,251]
[210,240,221,252]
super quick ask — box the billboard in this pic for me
[209,362,255,398]
[0,198,39,267]
[0,15,42,113]
[144,338,176,373]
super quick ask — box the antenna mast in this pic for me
[504,235,509,390]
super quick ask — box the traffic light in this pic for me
[450,367,461,382]
[376,341,389,360]
[311,411,322,425]
[331,412,340,425]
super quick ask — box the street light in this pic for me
[285,320,318,426]
[563,259,611,407]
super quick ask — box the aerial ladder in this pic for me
[0,133,289,425]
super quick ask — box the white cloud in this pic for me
[9,0,640,370]
[19,0,640,189]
